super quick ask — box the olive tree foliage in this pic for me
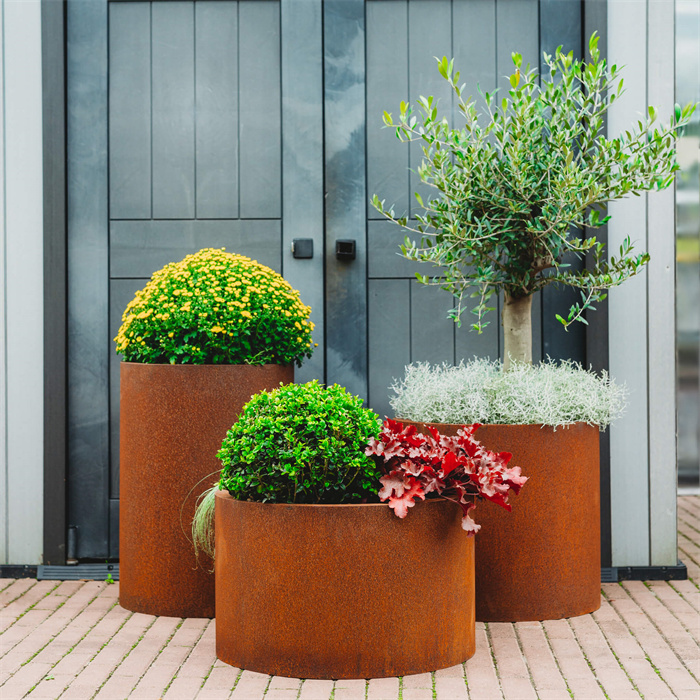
[372,34,696,369]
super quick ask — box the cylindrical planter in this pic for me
[400,420,600,622]
[119,362,293,618]
[215,492,475,679]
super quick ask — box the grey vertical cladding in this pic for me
[369,279,411,419]
[452,0,496,97]
[539,2,585,364]
[410,283,454,366]
[67,0,110,559]
[239,1,281,220]
[195,1,239,220]
[280,0,325,384]
[324,0,368,400]
[152,1,195,219]
[109,278,147,503]
[366,0,409,221]
[109,2,151,220]
[407,0,452,219]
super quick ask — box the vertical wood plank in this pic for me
[452,0,496,97]
[109,1,151,219]
[369,279,410,419]
[5,0,45,565]
[152,1,195,219]
[647,0,677,566]
[366,0,409,220]
[410,283,454,365]
[109,279,147,504]
[324,0,368,400]
[539,4,585,364]
[281,0,324,384]
[42,0,68,565]
[0,0,6,563]
[496,0,542,364]
[607,0,650,567]
[239,1,281,219]
[195,1,238,219]
[408,0,452,217]
[67,0,110,559]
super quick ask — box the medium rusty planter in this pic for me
[401,420,601,622]
[119,362,293,618]
[215,492,475,679]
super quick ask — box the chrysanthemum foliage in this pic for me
[366,419,527,533]
[115,248,314,366]
[372,33,696,368]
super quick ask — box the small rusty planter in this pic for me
[119,362,293,618]
[215,492,475,679]
[401,420,601,622]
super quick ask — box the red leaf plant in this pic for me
[365,419,528,534]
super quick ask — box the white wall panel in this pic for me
[2,0,44,564]
[608,0,679,566]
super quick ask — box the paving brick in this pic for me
[334,678,367,700]
[514,621,570,700]
[367,675,398,699]
[129,618,208,699]
[0,581,58,634]
[593,592,675,699]
[541,619,605,700]
[605,583,700,697]
[93,615,181,699]
[465,623,502,700]
[671,580,700,613]
[401,689,432,700]
[488,623,537,700]
[568,613,640,699]
[647,580,700,643]
[401,671,432,688]
[196,659,242,699]
[163,621,216,700]
[229,669,269,699]
[621,581,700,676]
[58,611,154,699]
[0,578,38,608]
[298,678,334,700]
[435,675,468,699]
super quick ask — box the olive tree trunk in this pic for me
[502,292,533,371]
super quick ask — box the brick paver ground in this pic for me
[1,495,699,699]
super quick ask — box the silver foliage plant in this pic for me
[389,359,626,429]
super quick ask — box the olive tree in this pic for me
[372,34,696,370]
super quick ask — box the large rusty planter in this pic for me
[215,492,475,679]
[401,420,601,622]
[119,362,293,618]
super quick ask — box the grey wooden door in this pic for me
[67,0,586,560]
[67,0,323,559]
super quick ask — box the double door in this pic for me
[67,0,584,559]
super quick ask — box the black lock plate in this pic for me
[291,238,313,259]
[336,239,356,260]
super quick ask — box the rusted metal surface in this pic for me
[119,362,293,618]
[401,420,601,622]
[215,493,475,679]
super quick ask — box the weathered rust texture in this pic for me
[215,493,475,679]
[401,420,601,622]
[119,362,293,618]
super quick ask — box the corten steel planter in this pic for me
[119,362,293,618]
[401,420,601,622]
[215,492,475,679]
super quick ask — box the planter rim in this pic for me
[215,491,456,510]
[396,418,601,430]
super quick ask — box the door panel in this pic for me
[69,0,310,559]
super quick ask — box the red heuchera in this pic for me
[365,419,528,534]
